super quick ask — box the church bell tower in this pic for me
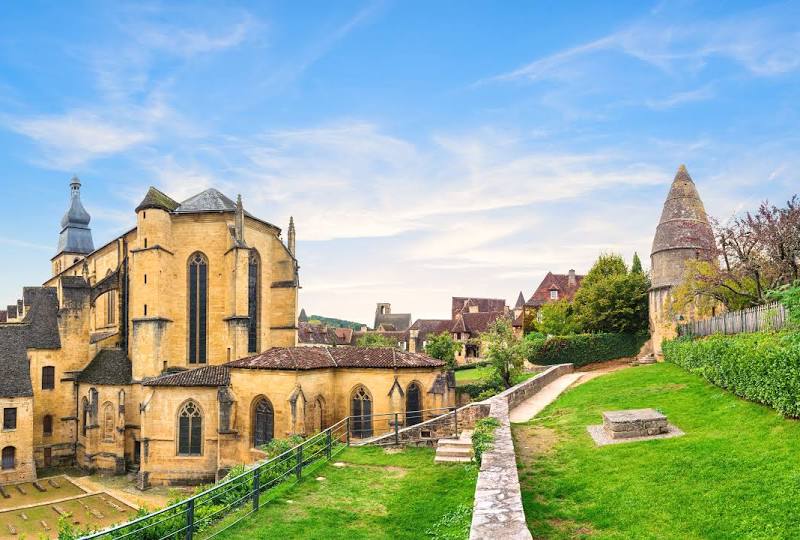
[52,176,94,276]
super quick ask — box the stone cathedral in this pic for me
[0,179,452,487]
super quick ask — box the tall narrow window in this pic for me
[102,402,115,442]
[106,291,115,325]
[42,366,55,390]
[81,397,88,437]
[178,401,203,455]
[43,415,53,436]
[406,383,422,427]
[350,386,373,438]
[188,252,208,364]
[1,447,14,470]
[247,251,260,353]
[252,397,274,447]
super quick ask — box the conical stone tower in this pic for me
[649,165,715,355]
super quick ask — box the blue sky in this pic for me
[1,1,799,323]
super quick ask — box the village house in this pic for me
[522,269,584,329]
[0,178,452,487]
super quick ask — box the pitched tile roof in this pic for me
[0,325,32,397]
[451,297,507,317]
[227,346,444,371]
[175,188,239,213]
[298,322,352,345]
[526,271,584,307]
[374,312,411,331]
[143,365,231,387]
[22,287,61,349]
[78,349,132,385]
[408,319,451,340]
[135,186,180,213]
[452,311,506,334]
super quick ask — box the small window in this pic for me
[43,415,53,436]
[1,447,14,470]
[144,304,148,316]
[144,274,147,284]
[144,238,148,248]
[42,366,55,390]
[550,290,558,300]
[143,211,146,219]
[3,408,17,430]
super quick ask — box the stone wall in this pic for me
[470,363,573,540]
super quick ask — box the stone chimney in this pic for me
[235,194,245,245]
[568,269,576,287]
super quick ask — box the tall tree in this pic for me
[484,319,528,388]
[424,332,462,370]
[573,253,650,334]
[631,252,644,275]
[534,299,581,335]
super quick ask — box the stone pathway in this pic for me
[508,372,585,423]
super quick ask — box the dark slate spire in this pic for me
[298,308,308,323]
[514,292,525,309]
[56,176,94,256]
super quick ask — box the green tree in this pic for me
[424,331,463,370]
[484,318,528,388]
[356,333,397,348]
[573,253,650,334]
[631,252,644,275]
[534,299,581,335]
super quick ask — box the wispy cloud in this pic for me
[485,3,800,84]
[646,84,715,109]
[0,236,52,251]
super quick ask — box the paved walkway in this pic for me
[508,372,585,423]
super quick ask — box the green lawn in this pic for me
[513,363,800,539]
[455,365,493,383]
[213,447,477,539]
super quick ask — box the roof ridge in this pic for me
[326,346,338,367]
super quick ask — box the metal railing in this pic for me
[79,407,461,540]
[677,301,789,337]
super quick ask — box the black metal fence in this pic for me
[79,407,461,540]
[677,301,789,337]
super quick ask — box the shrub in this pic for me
[472,417,500,465]
[528,333,647,367]
[767,281,800,326]
[664,331,800,417]
[457,379,502,400]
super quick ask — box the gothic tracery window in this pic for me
[188,253,208,364]
[252,397,274,447]
[247,251,260,353]
[350,386,373,438]
[177,401,203,456]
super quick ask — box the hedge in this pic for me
[528,332,648,367]
[663,331,800,417]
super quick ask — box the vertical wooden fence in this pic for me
[677,301,788,337]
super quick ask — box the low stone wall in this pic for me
[363,401,491,447]
[470,363,573,540]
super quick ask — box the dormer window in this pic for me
[550,290,559,300]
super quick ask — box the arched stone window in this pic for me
[81,397,89,437]
[313,396,325,433]
[247,250,260,353]
[1,446,15,470]
[43,415,53,437]
[188,252,208,364]
[252,397,274,448]
[102,402,115,442]
[350,386,373,438]
[177,400,203,456]
[406,382,422,427]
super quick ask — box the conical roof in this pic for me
[514,292,525,309]
[135,186,180,213]
[56,176,94,256]
[651,165,715,256]
[298,308,308,323]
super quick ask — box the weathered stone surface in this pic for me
[603,408,668,439]
[587,423,684,446]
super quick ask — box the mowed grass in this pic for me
[0,493,137,538]
[513,363,800,539]
[0,475,85,510]
[454,365,493,384]
[215,446,477,540]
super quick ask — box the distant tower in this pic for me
[298,308,308,324]
[52,176,94,275]
[288,216,296,258]
[649,165,716,356]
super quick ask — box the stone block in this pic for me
[603,408,668,439]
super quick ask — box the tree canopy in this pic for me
[484,318,528,388]
[424,331,462,370]
[356,333,397,348]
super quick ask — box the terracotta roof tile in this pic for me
[227,346,444,371]
[526,271,584,307]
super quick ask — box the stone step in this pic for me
[436,447,473,458]
[434,455,473,463]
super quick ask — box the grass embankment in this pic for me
[513,362,800,539]
[215,446,477,540]
[454,365,493,384]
